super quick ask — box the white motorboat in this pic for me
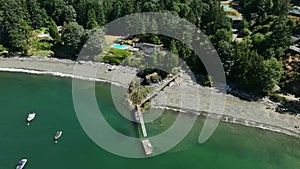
[54,130,63,143]
[27,113,36,125]
[16,159,27,169]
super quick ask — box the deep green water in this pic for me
[0,72,299,169]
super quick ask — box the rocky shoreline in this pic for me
[151,72,300,137]
[0,56,299,138]
[153,105,300,138]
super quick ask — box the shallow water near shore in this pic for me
[0,72,299,169]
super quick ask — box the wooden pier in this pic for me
[135,73,182,156]
[139,73,181,106]
[136,105,147,137]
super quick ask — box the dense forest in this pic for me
[0,0,299,95]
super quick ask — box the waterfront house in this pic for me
[135,43,163,55]
[289,44,300,54]
[290,6,300,16]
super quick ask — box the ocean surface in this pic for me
[0,72,299,169]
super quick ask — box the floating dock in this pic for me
[136,105,152,155]
[141,139,153,156]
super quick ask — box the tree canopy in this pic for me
[0,0,296,94]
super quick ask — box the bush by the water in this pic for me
[0,45,8,54]
[129,86,153,105]
[102,49,131,65]
[203,75,213,87]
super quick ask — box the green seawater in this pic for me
[0,72,299,169]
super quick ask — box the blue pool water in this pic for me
[112,44,129,50]
[38,33,51,38]
[222,5,234,11]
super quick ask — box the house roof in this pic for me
[142,43,163,48]
[290,6,300,15]
[289,45,300,53]
[291,36,300,43]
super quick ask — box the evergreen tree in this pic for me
[170,40,179,57]
[7,19,32,54]
[110,1,123,20]
[74,0,87,26]
[48,18,60,43]
[81,28,105,60]
[268,17,294,58]
[86,9,98,29]
[62,22,84,55]
[1,0,32,54]
[26,0,47,29]
[259,57,283,93]
[63,5,77,23]
[49,0,66,25]
[190,0,203,28]
[96,6,106,26]
[218,41,234,77]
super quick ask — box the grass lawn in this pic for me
[95,48,132,65]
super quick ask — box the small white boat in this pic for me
[26,113,36,125]
[54,131,63,143]
[16,159,27,169]
[27,113,36,122]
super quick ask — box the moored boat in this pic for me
[26,113,36,125]
[16,159,27,169]
[54,130,63,143]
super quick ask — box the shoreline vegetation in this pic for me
[0,56,299,138]
[1,0,299,96]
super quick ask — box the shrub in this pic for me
[0,45,7,52]
[103,54,127,65]
[102,49,132,65]
[240,28,252,36]
[37,42,53,50]
[142,102,152,111]
[124,57,142,67]
[203,75,213,87]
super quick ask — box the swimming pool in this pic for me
[37,33,51,38]
[221,4,234,11]
[112,44,129,50]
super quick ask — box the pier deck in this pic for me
[136,73,181,156]
[137,105,147,137]
[141,139,153,156]
[139,73,181,106]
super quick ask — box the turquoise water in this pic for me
[38,33,51,38]
[112,44,129,50]
[222,5,234,11]
[0,72,299,169]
